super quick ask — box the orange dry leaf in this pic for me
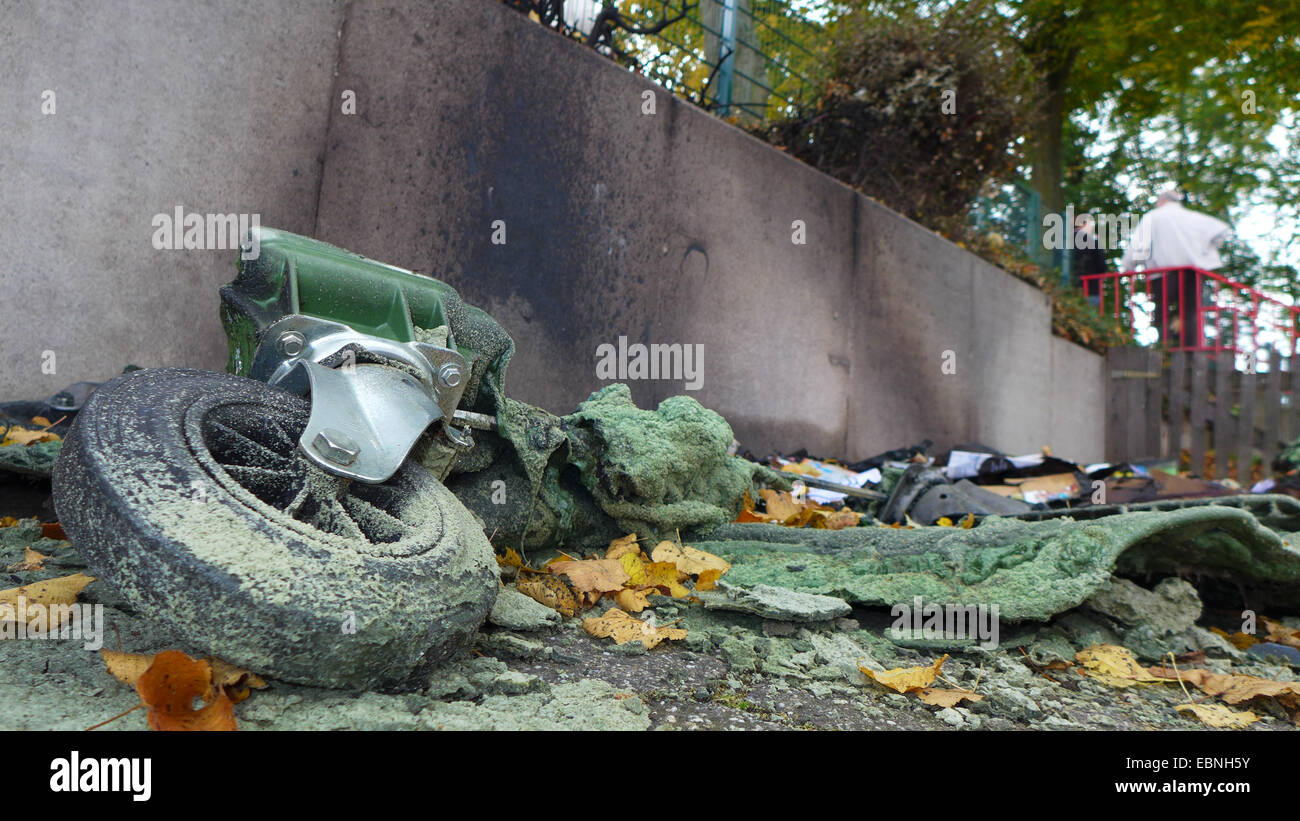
[495,548,523,569]
[816,509,863,530]
[516,571,579,617]
[737,489,862,529]
[760,489,803,522]
[860,655,948,694]
[135,650,237,731]
[1211,626,1259,650]
[1261,617,1300,651]
[102,650,267,703]
[696,568,723,591]
[40,522,66,541]
[0,516,19,528]
[917,688,983,708]
[1148,665,1300,721]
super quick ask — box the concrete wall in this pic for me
[0,0,345,401]
[0,0,1106,463]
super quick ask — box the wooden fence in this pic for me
[1105,346,1299,483]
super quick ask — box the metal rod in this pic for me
[789,474,887,501]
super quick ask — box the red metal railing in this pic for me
[1081,267,1300,358]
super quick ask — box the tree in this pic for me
[1011,0,1300,226]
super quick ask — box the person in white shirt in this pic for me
[1119,186,1232,348]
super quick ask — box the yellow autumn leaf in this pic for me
[650,540,730,577]
[516,572,579,617]
[0,573,95,629]
[643,562,690,598]
[582,607,686,649]
[0,426,61,447]
[1176,703,1259,729]
[917,688,983,707]
[618,552,688,597]
[860,655,948,693]
[612,588,652,613]
[1075,645,1166,688]
[0,517,19,528]
[547,558,630,596]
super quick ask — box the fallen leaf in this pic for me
[516,572,579,617]
[0,517,18,528]
[860,655,948,693]
[1262,617,1300,651]
[548,558,630,600]
[612,588,652,613]
[1075,645,1166,688]
[0,426,60,447]
[1176,702,1259,729]
[495,548,523,568]
[813,508,863,530]
[1211,626,1258,650]
[650,540,731,577]
[40,522,66,541]
[0,573,95,629]
[740,490,861,529]
[917,687,983,707]
[136,650,237,731]
[102,650,267,702]
[1148,665,1300,721]
[695,568,723,591]
[605,534,641,560]
[621,554,689,598]
[6,547,49,572]
[582,607,687,649]
[102,649,154,686]
[760,489,803,522]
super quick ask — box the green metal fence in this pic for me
[968,180,1041,259]
[595,1,829,124]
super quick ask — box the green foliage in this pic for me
[755,0,1033,222]
[1016,0,1300,289]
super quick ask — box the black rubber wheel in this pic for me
[52,368,498,690]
